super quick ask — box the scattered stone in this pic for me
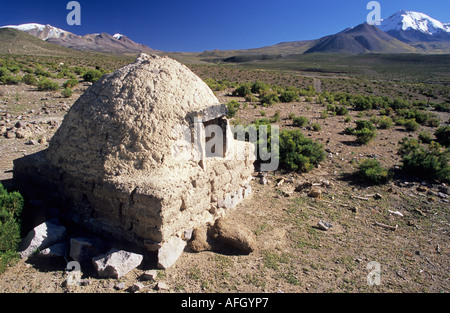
[259,176,268,185]
[156,281,170,291]
[141,270,158,281]
[15,121,27,128]
[317,220,333,231]
[69,236,106,264]
[295,182,312,192]
[38,241,69,258]
[188,226,212,252]
[92,248,143,279]
[130,282,145,293]
[308,188,322,199]
[5,131,15,139]
[25,140,38,146]
[209,218,256,254]
[157,236,187,269]
[417,186,428,192]
[0,126,6,134]
[373,193,383,200]
[114,282,126,290]
[19,218,67,259]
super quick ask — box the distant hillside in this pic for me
[1,23,158,56]
[0,28,88,57]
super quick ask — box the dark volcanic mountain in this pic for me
[304,23,416,54]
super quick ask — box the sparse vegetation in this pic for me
[0,184,24,273]
[357,159,391,185]
[398,138,449,183]
[37,78,60,91]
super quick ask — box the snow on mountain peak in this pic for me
[0,23,70,40]
[113,33,124,40]
[379,10,450,35]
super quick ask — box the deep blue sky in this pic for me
[0,0,449,52]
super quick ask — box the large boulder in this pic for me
[19,218,66,259]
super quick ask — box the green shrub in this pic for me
[358,159,391,185]
[292,116,309,127]
[1,75,21,85]
[377,116,393,129]
[0,184,24,273]
[37,78,60,91]
[34,66,53,78]
[434,102,450,113]
[344,115,352,123]
[233,83,252,97]
[61,87,73,98]
[251,81,268,94]
[63,78,79,89]
[269,110,280,123]
[320,110,328,119]
[355,127,377,144]
[82,69,104,83]
[280,90,298,103]
[398,138,449,182]
[346,120,377,144]
[312,123,322,132]
[279,129,326,172]
[0,67,11,77]
[403,119,420,132]
[226,100,240,118]
[335,106,348,116]
[418,131,433,144]
[435,126,450,147]
[22,73,38,86]
[260,92,279,106]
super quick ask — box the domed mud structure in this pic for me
[14,54,255,268]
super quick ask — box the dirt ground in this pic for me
[0,84,449,293]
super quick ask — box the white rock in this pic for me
[92,248,143,279]
[157,236,186,269]
[19,219,66,259]
[38,241,68,258]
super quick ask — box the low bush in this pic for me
[226,100,240,118]
[292,116,309,127]
[63,79,79,89]
[358,159,391,185]
[22,73,38,86]
[279,129,326,172]
[0,184,24,273]
[61,87,73,98]
[260,91,279,106]
[418,131,433,144]
[377,116,393,129]
[280,90,299,103]
[37,78,60,91]
[403,119,420,132]
[435,125,450,147]
[398,138,449,183]
[82,69,104,83]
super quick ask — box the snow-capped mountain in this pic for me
[378,10,450,43]
[0,23,157,55]
[0,23,71,40]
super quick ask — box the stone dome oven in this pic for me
[14,54,255,268]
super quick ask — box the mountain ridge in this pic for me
[0,23,157,55]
